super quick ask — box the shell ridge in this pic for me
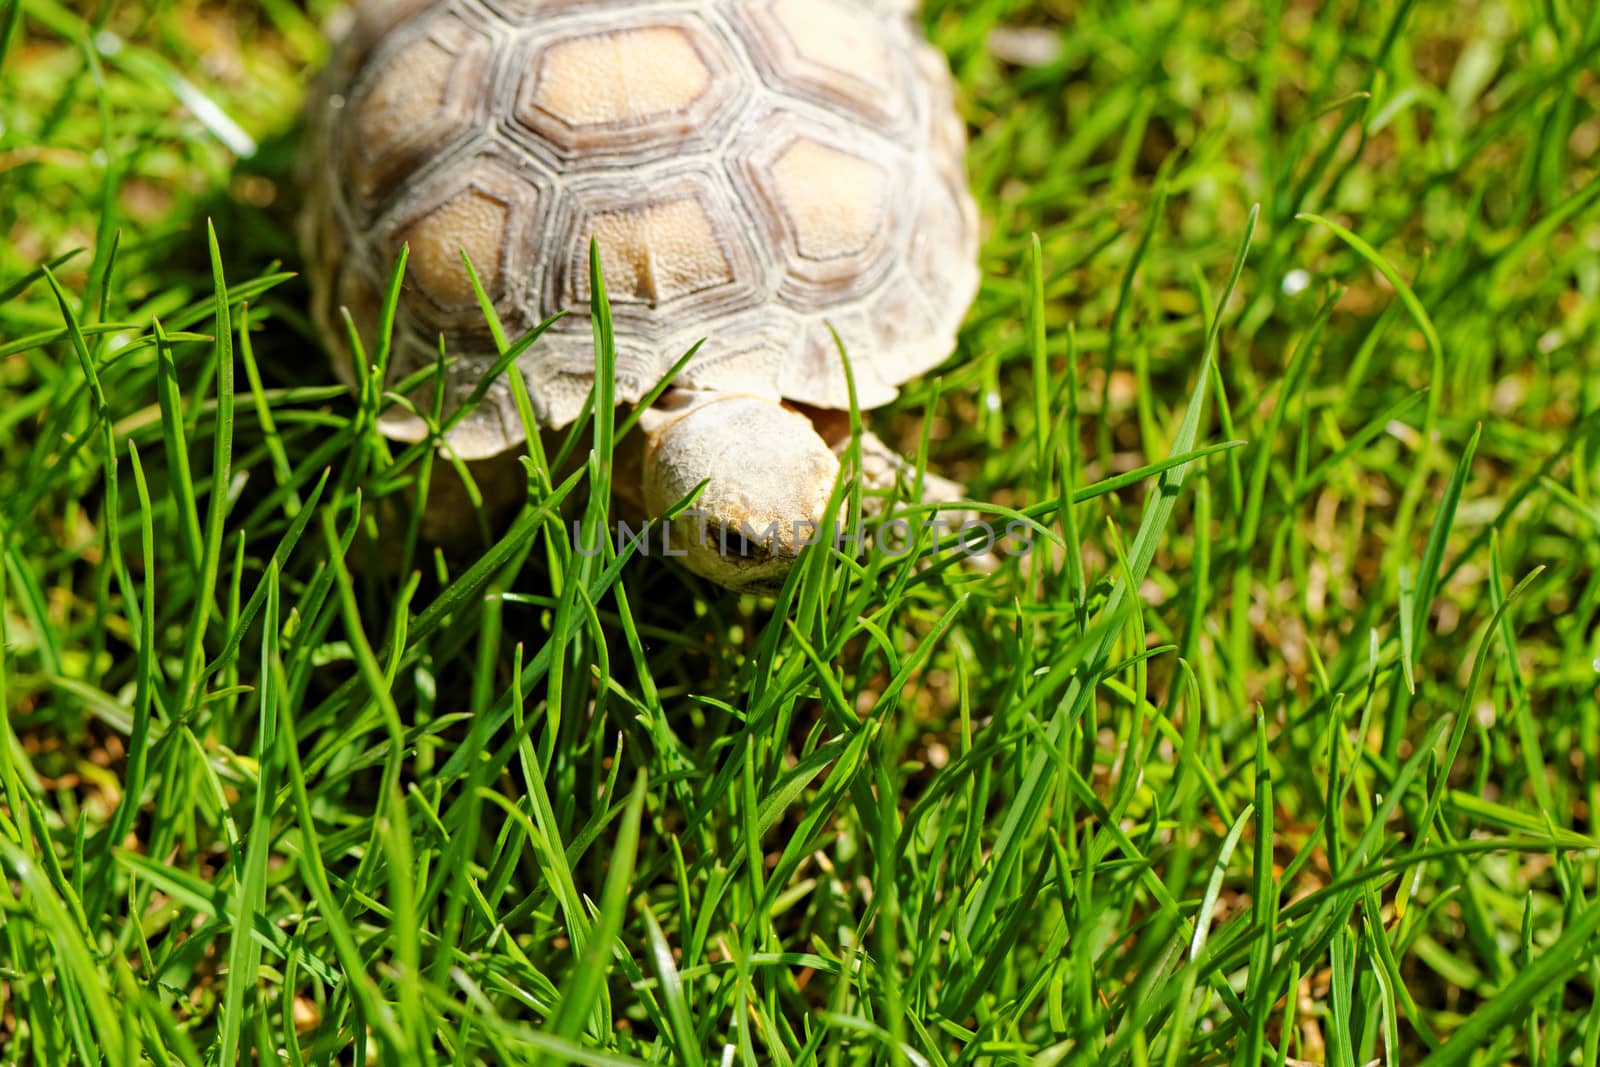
[304,0,979,443]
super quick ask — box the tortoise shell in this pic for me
[300,0,980,459]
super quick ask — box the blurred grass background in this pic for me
[2,0,1599,1063]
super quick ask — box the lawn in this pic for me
[2,0,1599,1063]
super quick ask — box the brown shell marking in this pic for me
[301,0,981,459]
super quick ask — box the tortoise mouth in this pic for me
[682,518,805,594]
[705,521,781,563]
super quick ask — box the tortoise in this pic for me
[299,0,981,591]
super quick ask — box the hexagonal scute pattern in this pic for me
[512,17,742,162]
[406,191,512,309]
[585,198,732,305]
[532,28,709,126]
[345,14,491,208]
[733,0,910,129]
[479,0,643,22]
[302,0,982,446]
[377,153,552,336]
[561,173,763,318]
[772,140,890,262]
[731,110,902,304]
[329,0,438,80]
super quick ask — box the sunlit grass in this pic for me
[2,0,1599,1063]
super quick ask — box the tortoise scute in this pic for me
[734,0,909,127]
[529,28,711,127]
[354,36,453,166]
[728,107,903,309]
[583,198,734,306]
[480,0,646,21]
[372,152,553,346]
[770,140,890,262]
[404,190,512,309]
[326,0,437,79]
[561,169,767,317]
[513,18,745,161]
[345,15,491,208]
[302,0,981,450]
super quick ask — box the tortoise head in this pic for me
[641,392,840,592]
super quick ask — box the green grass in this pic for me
[3,0,1600,1063]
